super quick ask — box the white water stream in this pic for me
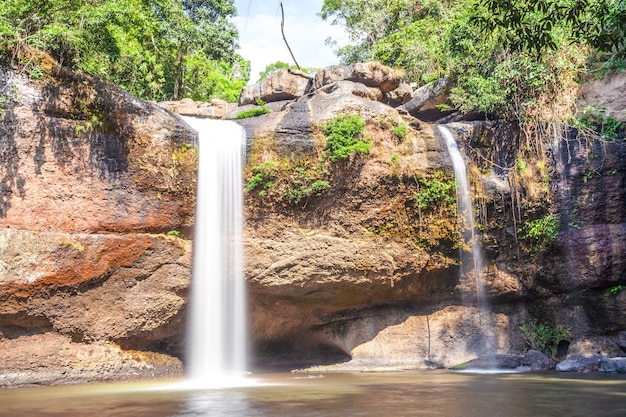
[438,126,484,290]
[182,116,247,386]
[438,125,494,356]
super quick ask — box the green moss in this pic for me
[244,161,279,192]
[413,171,456,211]
[283,179,331,205]
[392,122,409,139]
[245,157,331,207]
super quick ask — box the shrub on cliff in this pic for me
[323,113,371,162]
[236,106,271,119]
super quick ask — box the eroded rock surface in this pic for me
[0,60,194,385]
[0,333,183,388]
[239,69,313,106]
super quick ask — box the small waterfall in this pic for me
[182,116,247,385]
[438,125,484,302]
[438,125,494,358]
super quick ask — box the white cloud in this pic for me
[233,0,347,83]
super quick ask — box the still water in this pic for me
[0,371,625,417]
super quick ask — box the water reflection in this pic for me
[174,390,251,417]
[0,372,625,417]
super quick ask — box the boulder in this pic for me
[159,97,236,119]
[454,355,523,370]
[399,78,451,121]
[238,69,312,106]
[600,357,626,373]
[312,62,405,93]
[521,350,557,370]
[556,355,603,372]
[232,80,404,157]
[306,80,398,124]
[383,83,414,107]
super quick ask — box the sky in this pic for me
[232,0,347,83]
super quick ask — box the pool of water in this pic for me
[1,371,625,417]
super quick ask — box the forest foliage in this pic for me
[1,0,623,113]
[0,0,250,102]
[321,0,626,122]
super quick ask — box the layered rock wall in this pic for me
[0,61,196,385]
[1,59,625,385]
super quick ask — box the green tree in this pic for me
[0,0,249,102]
[321,0,418,64]
[257,61,316,83]
[320,0,590,121]
[258,61,298,81]
[472,0,626,57]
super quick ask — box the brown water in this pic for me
[1,371,625,417]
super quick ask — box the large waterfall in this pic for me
[182,116,247,385]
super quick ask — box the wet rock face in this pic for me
[0,228,191,354]
[527,134,626,338]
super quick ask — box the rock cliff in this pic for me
[1,60,625,386]
[234,64,626,368]
[0,58,195,386]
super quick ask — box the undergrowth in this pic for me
[245,156,331,208]
[245,114,372,208]
[414,172,457,211]
[323,113,371,162]
[570,106,625,141]
[236,106,270,119]
[518,213,560,255]
[519,320,570,358]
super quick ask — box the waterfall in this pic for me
[182,116,247,385]
[438,125,484,303]
[438,125,494,358]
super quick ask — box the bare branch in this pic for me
[280,2,300,70]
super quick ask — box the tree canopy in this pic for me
[320,0,625,121]
[0,0,250,102]
[472,0,626,57]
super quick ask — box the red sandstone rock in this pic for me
[0,64,197,234]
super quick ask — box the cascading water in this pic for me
[438,125,484,302]
[182,116,247,386]
[438,125,495,357]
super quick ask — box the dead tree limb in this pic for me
[280,2,301,70]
